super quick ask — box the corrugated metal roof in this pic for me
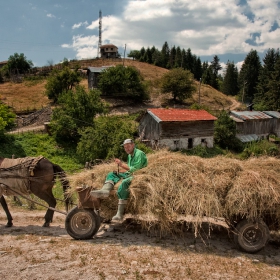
[237,134,260,143]
[148,109,217,122]
[87,66,111,73]
[230,115,244,123]
[231,110,272,121]
[263,111,280,119]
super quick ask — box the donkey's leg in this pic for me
[0,196,13,227]
[31,188,56,227]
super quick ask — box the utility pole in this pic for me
[198,78,202,104]
[242,81,247,104]
[123,44,126,66]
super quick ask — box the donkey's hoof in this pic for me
[42,222,50,227]
[5,222,13,228]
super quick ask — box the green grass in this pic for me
[238,140,280,159]
[0,133,83,172]
[183,145,225,158]
[1,133,82,209]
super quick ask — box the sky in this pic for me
[1,0,280,72]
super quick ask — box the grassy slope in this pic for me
[0,59,242,113]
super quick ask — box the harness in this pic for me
[0,156,45,196]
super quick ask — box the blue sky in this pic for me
[1,0,280,72]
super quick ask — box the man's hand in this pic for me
[114,158,129,172]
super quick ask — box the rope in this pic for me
[2,184,68,215]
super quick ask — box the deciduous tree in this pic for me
[98,65,149,101]
[2,53,33,79]
[45,66,81,103]
[160,68,196,102]
[50,86,108,143]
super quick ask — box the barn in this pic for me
[138,108,217,150]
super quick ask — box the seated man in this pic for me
[91,139,148,221]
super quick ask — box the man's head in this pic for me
[121,139,135,155]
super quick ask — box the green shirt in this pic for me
[127,148,147,173]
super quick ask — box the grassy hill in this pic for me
[0,58,243,114]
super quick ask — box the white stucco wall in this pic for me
[150,137,214,150]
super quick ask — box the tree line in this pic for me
[128,42,280,111]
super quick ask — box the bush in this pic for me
[239,140,280,159]
[77,115,152,162]
[0,102,16,137]
[214,110,243,151]
[183,145,225,158]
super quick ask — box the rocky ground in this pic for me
[1,203,280,280]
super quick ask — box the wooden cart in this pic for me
[65,185,271,254]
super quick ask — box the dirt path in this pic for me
[8,125,45,134]
[1,204,280,280]
[229,98,242,110]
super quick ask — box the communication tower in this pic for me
[98,10,102,57]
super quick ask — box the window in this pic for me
[188,138,193,149]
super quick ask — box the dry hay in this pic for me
[224,156,280,223]
[67,150,280,236]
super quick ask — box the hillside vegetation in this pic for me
[0,59,242,114]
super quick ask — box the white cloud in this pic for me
[47,13,55,18]
[65,0,280,62]
[72,21,88,29]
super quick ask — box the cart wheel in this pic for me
[65,206,101,240]
[234,219,270,253]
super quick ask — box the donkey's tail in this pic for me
[53,164,72,212]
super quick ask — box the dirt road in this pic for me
[1,204,280,280]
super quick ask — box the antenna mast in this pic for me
[98,10,102,58]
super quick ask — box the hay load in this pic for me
[68,150,280,235]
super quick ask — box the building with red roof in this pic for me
[138,108,217,150]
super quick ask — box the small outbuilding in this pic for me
[87,66,111,89]
[230,110,277,143]
[100,44,120,59]
[138,108,217,150]
[263,111,280,137]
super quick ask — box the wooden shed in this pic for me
[100,44,120,59]
[138,108,217,150]
[87,66,111,89]
[230,110,273,142]
[263,111,280,137]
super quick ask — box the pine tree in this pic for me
[254,48,280,109]
[174,46,182,68]
[167,45,176,69]
[193,56,202,81]
[161,42,170,68]
[238,49,261,103]
[222,61,239,95]
[185,48,193,72]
